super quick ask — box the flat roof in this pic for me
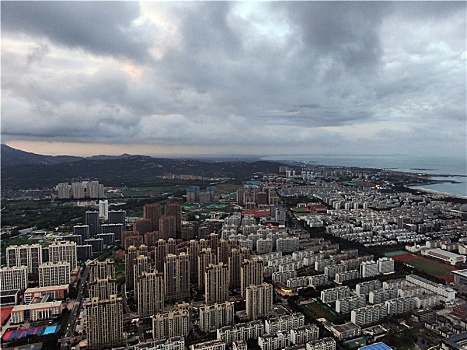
[12,301,62,311]
[453,269,467,277]
[427,248,464,259]
[359,342,392,350]
[24,285,69,293]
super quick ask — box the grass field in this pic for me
[298,301,338,323]
[391,251,456,282]
[404,259,454,276]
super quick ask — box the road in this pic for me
[60,264,89,350]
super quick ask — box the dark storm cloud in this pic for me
[1,1,466,156]
[1,1,149,61]
[281,1,388,72]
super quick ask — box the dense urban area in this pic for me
[1,161,467,350]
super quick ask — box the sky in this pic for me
[1,1,466,158]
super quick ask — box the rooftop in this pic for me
[359,342,392,350]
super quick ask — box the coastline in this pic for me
[407,185,467,200]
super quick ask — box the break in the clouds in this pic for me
[1,1,466,157]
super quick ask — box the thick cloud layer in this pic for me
[1,1,465,157]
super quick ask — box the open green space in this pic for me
[297,301,338,323]
[384,251,408,257]
[404,259,453,276]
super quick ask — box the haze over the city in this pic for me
[1,1,466,158]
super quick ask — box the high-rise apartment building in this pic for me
[165,203,182,238]
[88,278,118,300]
[144,203,162,232]
[188,240,200,283]
[160,216,176,240]
[229,247,251,289]
[101,223,124,242]
[57,183,70,199]
[71,181,85,199]
[217,239,231,265]
[89,261,116,282]
[6,244,43,274]
[133,219,153,236]
[208,233,219,251]
[49,241,77,270]
[125,246,139,291]
[98,200,109,220]
[87,181,105,199]
[199,302,234,333]
[164,253,190,302]
[240,259,264,297]
[205,263,230,305]
[86,295,124,349]
[155,238,177,273]
[245,282,273,320]
[73,225,90,240]
[134,255,151,297]
[198,248,217,290]
[152,309,190,341]
[108,210,126,225]
[0,266,28,291]
[136,271,164,317]
[85,211,100,236]
[39,262,71,287]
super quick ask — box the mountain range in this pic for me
[1,144,286,189]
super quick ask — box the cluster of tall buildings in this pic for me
[120,229,274,332]
[186,186,216,204]
[56,180,105,199]
[86,260,124,349]
[4,241,77,287]
[121,203,183,248]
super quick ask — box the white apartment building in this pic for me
[385,296,417,315]
[217,320,264,345]
[199,302,235,333]
[265,313,305,334]
[320,286,351,304]
[335,295,366,314]
[377,257,395,274]
[0,266,28,291]
[258,331,290,350]
[334,270,360,284]
[309,274,328,288]
[49,241,78,270]
[246,283,274,320]
[152,309,190,341]
[306,337,337,350]
[360,261,379,278]
[355,280,382,296]
[256,238,274,254]
[406,274,456,301]
[276,237,300,253]
[290,325,319,345]
[368,288,398,304]
[39,261,71,287]
[350,303,387,326]
[6,244,43,273]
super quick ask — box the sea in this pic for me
[261,154,467,198]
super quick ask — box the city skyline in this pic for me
[1,1,466,158]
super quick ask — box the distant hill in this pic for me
[1,145,286,189]
[1,144,83,167]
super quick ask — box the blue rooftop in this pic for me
[359,342,392,350]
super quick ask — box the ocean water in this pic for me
[262,154,467,198]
